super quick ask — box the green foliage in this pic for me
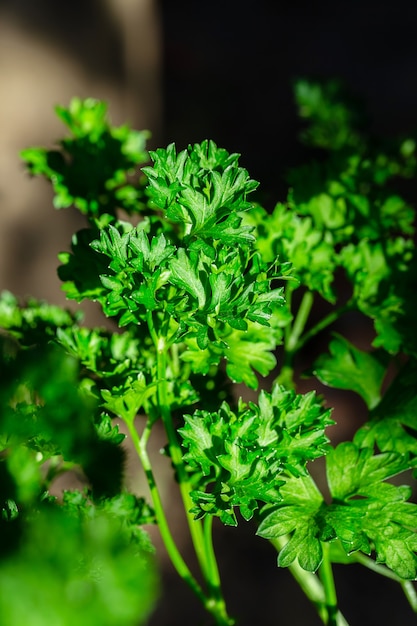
[21,97,149,220]
[142,140,258,243]
[294,78,366,150]
[0,333,158,625]
[2,82,417,625]
[354,359,417,456]
[180,386,333,525]
[258,443,417,578]
[0,504,158,626]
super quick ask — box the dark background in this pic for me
[161,0,417,202]
[1,1,417,624]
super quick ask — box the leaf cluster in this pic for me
[0,323,158,625]
[20,98,149,219]
[258,442,417,579]
[180,385,333,525]
[0,501,157,626]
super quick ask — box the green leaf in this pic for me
[224,324,277,389]
[258,443,417,578]
[257,474,325,572]
[0,505,158,626]
[143,140,258,244]
[58,228,111,303]
[324,443,417,578]
[245,203,337,302]
[0,341,126,499]
[326,442,410,501]
[169,248,207,308]
[354,359,417,456]
[101,374,157,423]
[309,333,389,409]
[294,78,365,150]
[0,291,81,347]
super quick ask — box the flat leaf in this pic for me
[169,248,206,308]
[309,333,389,409]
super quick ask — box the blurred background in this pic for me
[1,1,417,624]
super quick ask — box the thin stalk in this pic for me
[295,301,354,353]
[203,516,224,602]
[155,337,234,625]
[286,290,315,353]
[351,551,402,582]
[283,282,294,349]
[124,416,207,606]
[319,542,339,626]
[270,536,327,621]
[156,342,210,579]
[276,288,314,389]
[401,581,417,613]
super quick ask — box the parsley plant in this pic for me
[1,81,417,625]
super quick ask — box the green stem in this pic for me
[203,516,234,624]
[203,516,223,600]
[351,551,402,582]
[124,416,207,606]
[287,289,315,353]
[319,542,339,626]
[283,282,294,350]
[401,581,417,613]
[276,288,314,389]
[270,536,327,621]
[295,301,354,352]
[154,332,234,625]
[156,342,210,577]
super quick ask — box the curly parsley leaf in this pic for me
[294,78,366,150]
[58,227,113,303]
[179,385,333,525]
[91,221,289,354]
[143,140,258,244]
[0,290,81,347]
[0,339,125,499]
[245,203,337,302]
[339,238,417,355]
